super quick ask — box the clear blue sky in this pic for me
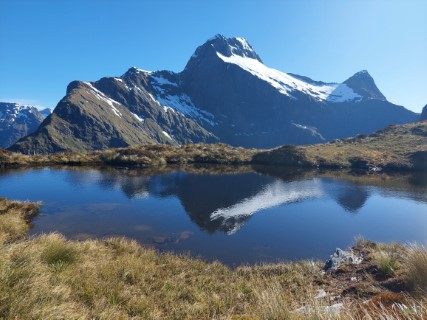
[1,0,426,112]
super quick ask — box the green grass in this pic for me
[41,237,78,270]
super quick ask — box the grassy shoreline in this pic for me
[0,198,426,319]
[1,121,426,172]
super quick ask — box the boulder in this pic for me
[324,248,362,270]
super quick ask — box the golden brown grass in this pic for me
[0,197,39,243]
[405,244,427,297]
[254,121,427,171]
[0,199,426,319]
[0,143,257,169]
[1,121,426,171]
[301,121,427,170]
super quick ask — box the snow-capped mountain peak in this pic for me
[185,35,262,71]
[0,103,41,124]
[185,35,365,103]
[216,52,362,103]
[343,70,386,101]
[206,34,262,62]
[0,102,49,148]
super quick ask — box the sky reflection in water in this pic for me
[0,166,426,265]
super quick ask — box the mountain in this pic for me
[180,35,417,147]
[9,77,216,153]
[0,103,49,148]
[9,35,418,153]
[420,105,427,121]
[39,108,52,118]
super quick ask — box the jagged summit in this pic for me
[125,66,152,76]
[184,35,262,71]
[206,34,262,61]
[344,70,386,101]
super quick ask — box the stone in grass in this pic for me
[295,303,344,315]
[324,248,362,271]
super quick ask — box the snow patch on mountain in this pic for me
[150,76,217,126]
[131,112,144,122]
[235,37,252,51]
[115,78,130,91]
[111,106,122,118]
[151,76,178,88]
[84,82,123,117]
[163,106,175,113]
[162,130,173,140]
[0,104,42,125]
[217,52,362,103]
[130,67,152,75]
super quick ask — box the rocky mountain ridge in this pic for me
[9,35,418,153]
[0,102,50,148]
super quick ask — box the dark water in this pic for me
[1,166,426,265]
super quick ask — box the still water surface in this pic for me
[0,166,426,265]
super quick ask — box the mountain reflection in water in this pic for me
[59,167,425,233]
[0,166,426,265]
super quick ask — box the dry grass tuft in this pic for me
[41,234,78,271]
[405,244,427,296]
[0,198,39,243]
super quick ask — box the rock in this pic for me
[324,248,363,271]
[178,230,194,240]
[295,302,343,315]
[369,166,382,172]
[315,289,327,299]
[325,302,344,314]
[329,295,341,302]
[153,231,194,245]
[152,236,169,244]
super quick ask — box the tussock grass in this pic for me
[0,143,257,169]
[0,234,321,319]
[0,197,39,243]
[371,243,403,277]
[41,236,78,271]
[2,121,426,172]
[0,198,426,319]
[301,122,427,171]
[405,244,427,296]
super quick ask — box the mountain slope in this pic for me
[10,74,217,153]
[0,103,48,148]
[10,35,418,153]
[420,105,427,121]
[254,121,427,171]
